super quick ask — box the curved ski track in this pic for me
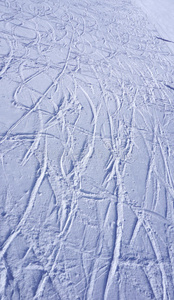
[0,0,174,299]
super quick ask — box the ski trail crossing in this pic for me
[0,0,174,299]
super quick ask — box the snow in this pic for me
[133,0,174,53]
[0,0,174,299]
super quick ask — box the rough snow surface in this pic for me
[0,0,174,299]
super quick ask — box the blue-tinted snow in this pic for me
[0,0,174,299]
[133,0,174,53]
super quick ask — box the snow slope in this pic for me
[0,0,174,299]
[133,0,174,53]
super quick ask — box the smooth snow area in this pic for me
[0,0,174,299]
[133,0,174,53]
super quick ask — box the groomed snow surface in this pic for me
[0,0,174,299]
[133,0,174,54]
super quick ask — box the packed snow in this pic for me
[133,0,174,53]
[0,0,174,299]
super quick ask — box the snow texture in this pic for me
[133,0,174,53]
[0,0,174,299]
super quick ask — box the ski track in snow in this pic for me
[0,0,174,299]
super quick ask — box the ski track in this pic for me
[0,0,174,299]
